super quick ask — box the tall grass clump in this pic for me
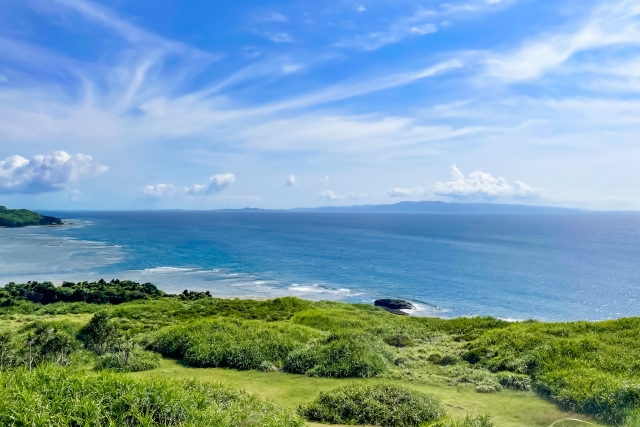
[463,317,640,423]
[292,306,508,343]
[298,383,446,426]
[95,349,161,372]
[147,318,323,370]
[284,333,390,378]
[0,365,304,427]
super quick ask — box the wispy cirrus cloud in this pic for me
[483,0,640,81]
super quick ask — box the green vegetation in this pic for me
[0,365,304,426]
[462,318,640,423]
[298,383,446,426]
[0,279,164,306]
[0,279,636,426]
[132,359,595,427]
[284,333,391,378]
[95,349,162,372]
[0,205,62,227]
[147,318,322,370]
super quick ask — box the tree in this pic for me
[79,312,116,355]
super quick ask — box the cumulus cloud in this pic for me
[140,173,235,199]
[432,164,538,198]
[387,187,426,197]
[286,174,297,186]
[318,190,365,201]
[0,151,107,194]
[206,173,236,193]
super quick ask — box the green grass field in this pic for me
[131,359,604,427]
[1,287,638,426]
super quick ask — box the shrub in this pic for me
[95,349,161,372]
[497,371,531,390]
[428,353,443,364]
[78,312,117,355]
[148,318,322,370]
[0,365,304,427]
[284,334,389,378]
[385,334,415,348]
[439,355,459,366]
[298,383,446,426]
[449,366,502,393]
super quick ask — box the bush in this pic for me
[284,334,389,378]
[497,371,531,390]
[298,383,446,426]
[385,334,414,348]
[464,318,640,422]
[428,353,443,364]
[439,355,459,366]
[147,318,322,370]
[95,350,161,372]
[0,365,304,427]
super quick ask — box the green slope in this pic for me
[0,205,62,227]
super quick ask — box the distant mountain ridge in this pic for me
[289,201,582,213]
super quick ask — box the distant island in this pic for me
[0,205,63,227]
[292,200,583,213]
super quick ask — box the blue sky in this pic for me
[0,0,639,210]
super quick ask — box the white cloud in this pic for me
[318,190,365,200]
[139,183,177,199]
[268,33,293,43]
[260,12,287,22]
[206,173,236,194]
[140,173,235,199]
[0,151,107,194]
[432,164,538,198]
[410,24,437,35]
[483,0,640,81]
[387,187,426,197]
[281,64,302,74]
[320,175,330,185]
[356,5,366,13]
[335,8,439,51]
[286,174,297,186]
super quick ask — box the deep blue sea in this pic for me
[1,211,640,321]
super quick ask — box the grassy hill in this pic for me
[0,280,635,426]
[0,205,62,227]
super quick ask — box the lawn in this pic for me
[131,359,604,427]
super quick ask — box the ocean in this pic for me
[1,210,639,321]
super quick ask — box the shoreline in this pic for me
[0,279,631,322]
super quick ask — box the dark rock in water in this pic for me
[374,299,415,310]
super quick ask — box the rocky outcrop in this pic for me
[374,299,415,315]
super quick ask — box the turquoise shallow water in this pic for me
[1,211,640,321]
